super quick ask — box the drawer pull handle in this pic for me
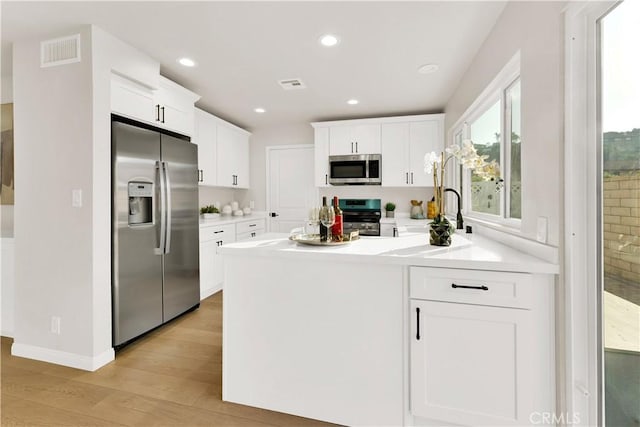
[214,230,224,234]
[416,307,421,341]
[249,224,257,227]
[451,283,489,291]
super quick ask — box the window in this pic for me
[451,53,521,226]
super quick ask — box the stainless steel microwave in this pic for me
[328,154,382,185]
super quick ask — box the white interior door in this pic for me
[267,145,317,233]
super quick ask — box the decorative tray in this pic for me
[289,231,359,246]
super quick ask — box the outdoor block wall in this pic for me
[603,175,640,283]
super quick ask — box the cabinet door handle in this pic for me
[451,283,489,291]
[156,104,160,121]
[251,232,256,237]
[160,106,165,123]
[411,172,414,184]
[355,141,358,153]
[416,307,421,340]
[198,170,203,182]
[351,142,354,153]
[406,172,409,184]
[325,174,328,185]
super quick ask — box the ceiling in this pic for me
[1,1,507,131]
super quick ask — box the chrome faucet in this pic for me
[444,188,464,230]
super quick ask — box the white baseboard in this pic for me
[201,284,222,300]
[11,342,114,371]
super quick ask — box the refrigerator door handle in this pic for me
[155,161,166,255]
[163,161,172,254]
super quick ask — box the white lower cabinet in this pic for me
[199,224,235,299]
[236,218,266,241]
[409,267,538,426]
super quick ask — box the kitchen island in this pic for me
[221,232,558,426]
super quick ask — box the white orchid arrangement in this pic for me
[424,139,500,220]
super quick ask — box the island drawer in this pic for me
[200,224,236,243]
[237,229,265,241]
[236,219,266,234]
[409,267,533,309]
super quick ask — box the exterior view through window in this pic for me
[600,1,640,425]
[466,76,521,221]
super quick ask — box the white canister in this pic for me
[231,201,239,211]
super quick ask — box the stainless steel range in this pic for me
[339,198,381,236]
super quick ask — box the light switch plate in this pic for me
[72,189,82,207]
[536,216,548,243]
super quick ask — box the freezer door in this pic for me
[161,134,200,321]
[112,121,164,346]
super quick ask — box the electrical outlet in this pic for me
[536,217,548,243]
[50,316,61,334]
[72,189,82,207]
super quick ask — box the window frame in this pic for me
[449,52,522,229]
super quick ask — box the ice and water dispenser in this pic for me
[128,181,153,225]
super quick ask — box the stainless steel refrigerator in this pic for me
[112,116,200,348]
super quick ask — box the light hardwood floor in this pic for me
[1,293,336,426]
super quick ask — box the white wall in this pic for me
[445,1,566,247]
[10,25,159,369]
[1,74,13,104]
[12,27,98,361]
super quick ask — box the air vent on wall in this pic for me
[41,34,81,68]
[278,78,306,90]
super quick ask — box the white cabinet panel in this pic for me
[329,124,380,155]
[408,120,440,187]
[200,224,236,298]
[410,300,533,426]
[154,76,198,136]
[380,118,442,187]
[216,124,250,188]
[111,74,199,137]
[381,123,410,186]
[111,73,155,123]
[194,108,218,186]
[314,127,330,187]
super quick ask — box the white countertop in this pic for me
[199,212,267,228]
[221,231,559,274]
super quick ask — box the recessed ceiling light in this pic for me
[178,57,196,67]
[418,63,439,74]
[254,108,266,113]
[347,99,359,105]
[319,34,340,47]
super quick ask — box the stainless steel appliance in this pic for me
[339,198,381,236]
[112,116,200,348]
[328,154,382,185]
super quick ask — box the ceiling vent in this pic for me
[41,34,81,68]
[278,78,306,90]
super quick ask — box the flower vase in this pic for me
[429,215,453,246]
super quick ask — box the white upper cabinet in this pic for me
[153,76,200,136]
[193,108,218,186]
[111,73,156,123]
[110,73,200,136]
[216,122,250,189]
[312,114,443,187]
[329,124,381,155]
[314,127,330,187]
[381,116,443,187]
[194,108,251,189]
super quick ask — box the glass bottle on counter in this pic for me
[331,196,343,240]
